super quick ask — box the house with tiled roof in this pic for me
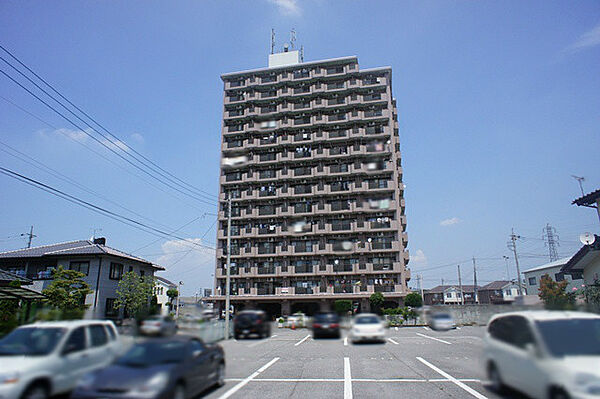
[0,237,164,319]
[478,280,523,304]
[423,285,480,305]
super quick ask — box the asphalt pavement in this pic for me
[200,324,526,399]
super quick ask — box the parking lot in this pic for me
[202,325,517,399]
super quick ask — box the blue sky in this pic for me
[0,0,599,295]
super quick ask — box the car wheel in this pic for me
[234,333,241,340]
[215,362,225,387]
[487,363,505,393]
[549,387,570,399]
[173,383,186,399]
[21,383,48,399]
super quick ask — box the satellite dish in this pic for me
[580,232,596,246]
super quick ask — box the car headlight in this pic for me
[0,371,19,385]
[76,373,96,390]
[574,373,600,395]
[130,372,169,395]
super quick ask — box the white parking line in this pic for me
[416,333,452,345]
[294,334,311,346]
[422,326,431,330]
[223,377,483,383]
[456,327,461,330]
[417,357,488,399]
[387,338,399,345]
[344,357,352,399]
[271,334,277,338]
[344,336,348,346]
[218,357,280,399]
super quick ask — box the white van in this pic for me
[0,320,121,399]
[483,311,600,399]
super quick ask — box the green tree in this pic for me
[404,292,423,308]
[115,272,155,319]
[42,266,92,319]
[334,299,352,314]
[580,279,600,313]
[401,307,419,325]
[166,288,179,311]
[369,292,384,314]
[0,281,22,335]
[538,274,576,310]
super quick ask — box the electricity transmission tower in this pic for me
[542,223,560,262]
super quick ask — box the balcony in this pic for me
[373,263,393,271]
[334,285,354,293]
[258,267,275,275]
[333,264,353,273]
[295,286,315,294]
[328,113,346,122]
[294,265,314,273]
[375,285,395,293]
[293,86,310,94]
[257,287,275,295]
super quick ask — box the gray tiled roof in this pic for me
[0,269,33,285]
[0,240,163,270]
[426,285,479,294]
[480,281,512,290]
[155,275,176,287]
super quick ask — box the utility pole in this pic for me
[542,223,560,262]
[571,175,585,197]
[503,256,510,281]
[21,225,36,248]
[457,265,464,305]
[224,196,232,339]
[472,257,478,304]
[508,229,523,295]
[417,274,424,299]
[441,278,444,286]
[176,281,183,318]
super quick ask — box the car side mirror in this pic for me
[525,343,541,358]
[193,350,203,358]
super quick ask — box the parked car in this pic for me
[140,315,178,336]
[0,320,121,399]
[71,335,225,399]
[312,312,341,338]
[349,314,386,343]
[233,310,270,339]
[286,313,307,328]
[428,312,455,331]
[484,311,600,399]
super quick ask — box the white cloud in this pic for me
[101,138,130,152]
[411,249,427,264]
[268,0,301,16]
[155,238,215,296]
[46,127,92,142]
[567,22,600,53]
[440,217,461,227]
[130,132,144,144]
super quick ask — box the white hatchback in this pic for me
[0,320,121,399]
[349,313,386,343]
[483,311,600,399]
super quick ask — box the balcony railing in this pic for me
[333,265,353,272]
[294,265,314,273]
[295,287,314,294]
[257,287,275,295]
[375,285,395,293]
[258,267,275,275]
[334,285,354,293]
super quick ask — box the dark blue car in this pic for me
[71,335,225,399]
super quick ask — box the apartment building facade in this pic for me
[213,49,409,317]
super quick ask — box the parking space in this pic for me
[200,325,507,399]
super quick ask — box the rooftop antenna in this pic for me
[300,45,304,62]
[571,175,586,197]
[290,28,296,50]
[91,227,102,240]
[270,28,275,55]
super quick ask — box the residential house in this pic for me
[155,275,177,316]
[478,281,522,304]
[423,285,479,305]
[560,234,600,286]
[523,258,583,296]
[0,238,164,319]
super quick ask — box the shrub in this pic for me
[538,274,576,310]
[334,299,352,314]
[369,292,384,313]
[404,292,423,308]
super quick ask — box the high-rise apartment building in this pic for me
[213,48,409,316]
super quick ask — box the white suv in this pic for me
[483,311,600,399]
[0,320,121,399]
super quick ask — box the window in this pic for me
[105,298,118,317]
[88,324,108,347]
[528,277,536,285]
[445,292,452,298]
[555,273,564,282]
[63,327,86,354]
[190,339,205,354]
[104,324,117,341]
[69,261,89,276]
[109,263,123,280]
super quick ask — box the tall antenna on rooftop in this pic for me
[270,28,275,54]
[542,223,560,262]
[300,45,304,62]
[571,175,586,197]
[290,28,297,50]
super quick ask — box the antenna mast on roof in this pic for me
[290,28,296,50]
[300,45,304,62]
[271,28,275,55]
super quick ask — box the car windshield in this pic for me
[355,316,379,324]
[236,313,261,322]
[315,313,339,322]
[535,318,600,357]
[433,314,452,320]
[116,340,187,367]
[0,327,65,356]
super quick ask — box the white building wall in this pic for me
[524,265,583,296]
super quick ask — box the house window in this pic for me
[69,261,89,276]
[140,270,145,278]
[555,273,564,282]
[528,277,536,285]
[445,292,452,298]
[105,298,118,317]
[109,263,124,280]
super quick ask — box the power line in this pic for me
[0,45,218,202]
[0,166,216,253]
[0,57,217,207]
[0,95,209,213]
